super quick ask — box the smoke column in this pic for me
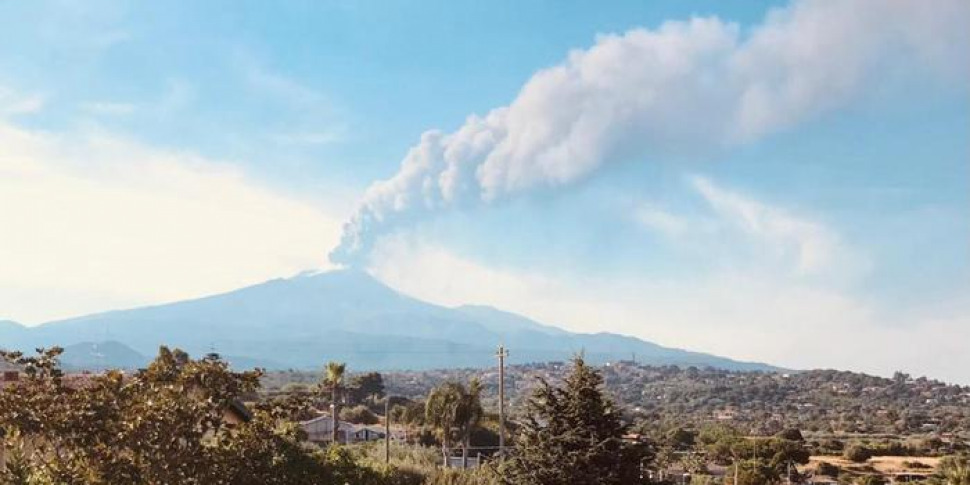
[330,0,969,266]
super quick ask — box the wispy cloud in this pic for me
[236,53,349,149]
[631,176,863,279]
[690,176,845,275]
[633,203,689,238]
[368,238,970,384]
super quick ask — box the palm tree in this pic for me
[322,361,347,444]
[425,379,483,468]
[426,382,461,466]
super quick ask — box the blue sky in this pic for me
[1,0,968,383]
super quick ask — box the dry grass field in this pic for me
[806,456,941,477]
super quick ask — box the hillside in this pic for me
[59,341,149,370]
[363,362,970,436]
[0,270,775,371]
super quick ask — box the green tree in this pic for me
[725,460,778,485]
[682,450,710,474]
[350,371,385,405]
[321,361,347,444]
[654,444,676,481]
[0,347,340,484]
[456,379,484,467]
[391,399,426,443]
[766,438,810,483]
[698,424,744,466]
[425,379,484,468]
[341,404,379,425]
[501,356,652,485]
[667,427,697,450]
[776,428,804,443]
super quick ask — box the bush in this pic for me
[776,428,805,442]
[844,444,873,463]
[819,439,845,454]
[854,475,885,485]
[690,475,719,485]
[342,404,380,424]
[817,462,840,477]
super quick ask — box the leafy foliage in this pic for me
[938,455,970,485]
[425,379,484,466]
[500,356,652,485]
[0,347,336,484]
[322,362,970,437]
[342,404,380,425]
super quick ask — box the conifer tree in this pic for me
[501,356,652,485]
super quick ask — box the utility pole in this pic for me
[498,345,506,455]
[384,397,391,464]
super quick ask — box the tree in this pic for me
[725,460,778,485]
[698,424,744,466]
[501,356,652,485]
[425,379,483,467]
[766,437,810,483]
[776,428,804,443]
[391,399,426,443]
[341,404,379,425]
[349,372,385,405]
[321,361,347,444]
[653,445,676,481]
[0,347,340,484]
[667,427,697,450]
[682,450,710,475]
[457,379,484,467]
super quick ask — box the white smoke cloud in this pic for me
[331,0,969,265]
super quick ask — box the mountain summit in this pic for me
[2,270,776,371]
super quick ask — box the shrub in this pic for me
[776,428,805,442]
[844,444,873,463]
[342,404,380,424]
[817,462,840,477]
[854,475,885,485]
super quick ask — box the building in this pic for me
[0,360,20,388]
[300,415,387,445]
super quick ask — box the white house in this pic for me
[300,415,386,445]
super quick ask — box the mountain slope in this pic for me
[0,319,29,351]
[60,341,149,370]
[13,270,777,371]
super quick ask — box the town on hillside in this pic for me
[2,347,969,484]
